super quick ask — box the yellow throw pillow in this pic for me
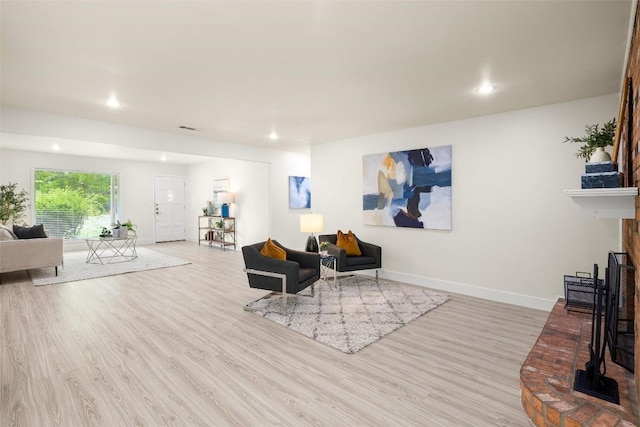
[336,230,362,256]
[260,238,286,260]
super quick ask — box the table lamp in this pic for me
[300,213,323,252]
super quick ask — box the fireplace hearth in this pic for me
[520,301,638,426]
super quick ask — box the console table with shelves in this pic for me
[198,216,236,251]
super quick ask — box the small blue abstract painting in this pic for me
[363,145,452,230]
[289,176,311,209]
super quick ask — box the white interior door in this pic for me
[154,175,186,242]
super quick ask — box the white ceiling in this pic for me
[0,1,634,153]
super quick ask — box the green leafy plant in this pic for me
[35,187,105,238]
[122,219,135,231]
[0,182,30,225]
[319,241,329,251]
[563,118,616,161]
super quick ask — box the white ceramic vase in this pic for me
[589,147,611,162]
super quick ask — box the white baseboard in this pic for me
[373,269,555,312]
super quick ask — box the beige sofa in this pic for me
[0,238,64,279]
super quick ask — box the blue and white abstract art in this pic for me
[289,176,311,209]
[363,145,452,230]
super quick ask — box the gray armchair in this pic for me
[319,233,382,281]
[242,240,320,309]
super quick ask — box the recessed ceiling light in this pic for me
[160,154,167,162]
[52,143,60,151]
[269,131,278,140]
[477,83,496,95]
[106,95,121,108]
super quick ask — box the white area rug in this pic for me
[246,276,449,354]
[29,247,190,286]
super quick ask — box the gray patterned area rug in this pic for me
[29,247,190,286]
[246,276,449,354]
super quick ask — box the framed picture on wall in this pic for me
[213,179,229,204]
[289,176,311,209]
[210,178,230,216]
[363,145,452,230]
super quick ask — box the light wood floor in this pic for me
[1,241,548,426]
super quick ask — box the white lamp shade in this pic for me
[217,192,234,204]
[300,213,323,233]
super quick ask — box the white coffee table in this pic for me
[86,235,137,264]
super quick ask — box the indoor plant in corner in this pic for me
[0,182,30,225]
[563,118,616,162]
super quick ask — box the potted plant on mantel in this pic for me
[563,118,616,162]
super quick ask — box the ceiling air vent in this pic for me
[178,125,197,131]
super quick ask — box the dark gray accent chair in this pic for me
[242,240,320,309]
[318,233,382,281]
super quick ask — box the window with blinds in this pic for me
[34,169,120,239]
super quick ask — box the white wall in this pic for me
[268,150,317,249]
[0,107,312,249]
[186,158,270,247]
[4,98,617,310]
[311,94,621,310]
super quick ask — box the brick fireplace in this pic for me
[520,302,637,426]
[620,2,640,399]
[520,6,640,426]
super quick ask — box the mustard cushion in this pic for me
[336,230,362,256]
[260,238,286,260]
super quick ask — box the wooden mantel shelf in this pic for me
[563,187,638,219]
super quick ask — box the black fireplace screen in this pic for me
[606,252,635,373]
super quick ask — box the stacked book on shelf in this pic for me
[581,161,622,189]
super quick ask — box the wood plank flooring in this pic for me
[1,241,548,426]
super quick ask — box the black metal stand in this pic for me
[573,263,619,404]
[573,369,619,404]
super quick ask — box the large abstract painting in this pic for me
[289,176,311,209]
[363,145,452,230]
